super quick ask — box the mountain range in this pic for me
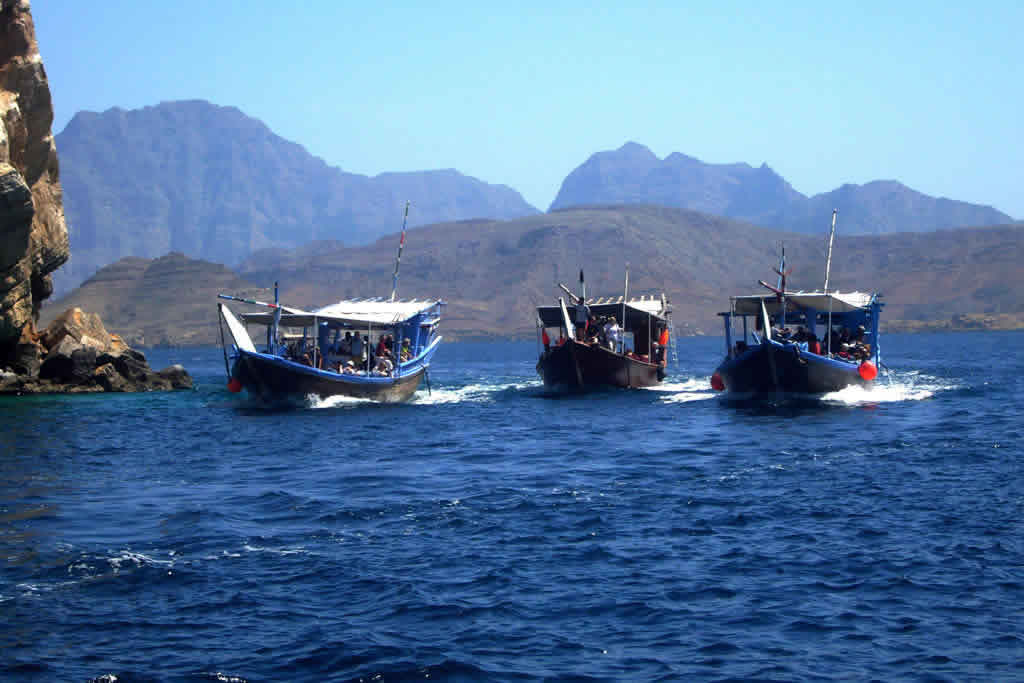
[52,100,539,294]
[550,142,1012,234]
[44,206,1024,345]
[49,100,1016,304]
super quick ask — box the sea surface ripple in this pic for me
[2,332,1023,681]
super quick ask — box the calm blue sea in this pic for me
[2,332,1023,682]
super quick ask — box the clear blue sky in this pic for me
[33,1,1023,218]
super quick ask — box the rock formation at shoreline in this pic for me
[0,307,191,394]
[0,0,189,393]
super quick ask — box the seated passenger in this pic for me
[808,333,821,355]
[374,356,394,376]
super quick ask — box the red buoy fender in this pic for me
[710,372,725,391]
[858,361,877,381]
[227,377,243,393]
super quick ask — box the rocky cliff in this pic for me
[0,1,190,393]
[0,0,69,370]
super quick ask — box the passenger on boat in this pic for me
[400,337,412,361]
[365,337,376,371]
[808,332,821,355]
[341,360,357,374]
[604,318,622,352]
[542,329,551,352]
[373,356,394,376]
[574,300,590,338]
[339,331,353,356]
[351,333,364,361]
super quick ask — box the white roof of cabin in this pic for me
[241,298,443,327]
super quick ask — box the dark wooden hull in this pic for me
[715,340,869,395]
[536,340,664,391]
[233,350,424,403]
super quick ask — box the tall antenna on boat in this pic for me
[390,200,410,302]
[824,209,837,355]
[824,209,838,292]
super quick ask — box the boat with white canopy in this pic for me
[218,290,443,403]
[217,202,443,403]
[535,269,673,390]
[711,210,884,396]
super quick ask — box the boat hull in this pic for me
[537,340,663,390]
[715,340,869,395]
[232,350,424,403]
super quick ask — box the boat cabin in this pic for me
[237,298,444,376]
[718,291,884,363]
[536,295,672,363]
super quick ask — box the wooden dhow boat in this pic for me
[536,270,673,391]
[711,210,884,397]
[217,201,444,404]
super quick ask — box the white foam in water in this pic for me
[304,380,541,408]
[412,380,541,405]
[306,393,375,409]
[107,551,173,573]
[822,372,955,404]
[647,377,718,403]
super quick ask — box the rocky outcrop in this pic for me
[0,4,190,394]
[1,0,69,369]
[0,307,192,394]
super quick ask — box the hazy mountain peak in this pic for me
[52,99,539,294]
[551,143,1011,234]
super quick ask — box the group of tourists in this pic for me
[285,330,414,376]
[770,323,871,361]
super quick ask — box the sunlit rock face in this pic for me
[0,0,70,368]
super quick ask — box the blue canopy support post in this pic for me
[722,312,733,358]
[270,281,281,355]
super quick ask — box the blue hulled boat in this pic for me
[711,210,884,397]
[218,292,444,404]
[711,290,883,396]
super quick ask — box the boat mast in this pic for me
[824,208,838,292]
[390,200,410,302]
[776,245,786,330]
[824,209,837,355]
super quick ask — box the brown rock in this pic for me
[40,307,115,352]
[157,364,193,390]
[1,0,70,360]
[92,362,129,392]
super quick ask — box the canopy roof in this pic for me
[537,295,670,329]
[241,298,443,327]
[730,291,876,316]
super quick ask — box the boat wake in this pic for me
[306,394,376,409]
[644,377,718,403]
[412,380,543,405]
[822,372,953,405]
[304,380,543,408]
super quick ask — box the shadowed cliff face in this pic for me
[0,0,69,363]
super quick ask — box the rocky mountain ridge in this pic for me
[550,142,1013,235]
[52,100,539,294]
[46,206,1024,345]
